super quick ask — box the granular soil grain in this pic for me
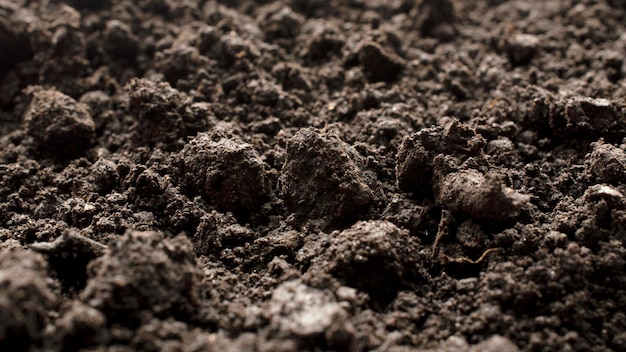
[1,1,626,351]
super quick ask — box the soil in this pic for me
[1,0,626,351]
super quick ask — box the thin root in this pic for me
[445,248,502,265]
[432,209,451,255]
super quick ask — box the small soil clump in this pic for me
[22,87,95,157]
[434,167,530,221]
[357,41,405,83]
[586,140,626,185]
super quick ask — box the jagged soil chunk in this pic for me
[268,280,354,349]
[319,220,422,302]
[55,301,109,350]
[0,1,35,80]
[280,128,375,227]
[435,168,530,221]
[178,132,271,219]
[193,210,254,256]
[414,0,457,40]
[471,335,521,352]
[396,119,485,196]
[80,231,201,326]
[30,230,106,292]
[505,33,540,66]
[103,19,139,58]
[126,78,208,146]
[563,97,621,137]
[300,20,345,62]
[586,140,626,185]
[89,158,119,194]
[0,242,57,351]
[23,87,95,156]
[357,41,405,83]
[259,4,304,40]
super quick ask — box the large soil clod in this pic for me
[177,131,271,220]
[280,128,378,228]
[80,231,202,327]
[0,242,57,351]
[324,221,424,302]
[396,119,486,196]
[23,87,95,157]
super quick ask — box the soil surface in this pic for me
[2,0,626,351]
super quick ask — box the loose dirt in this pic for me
[1,0,626,351]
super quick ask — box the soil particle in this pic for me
[154,43,212,87]
[177,131,271,220]
[78,90,114,131]
[130,319,205,352]
[382,196,439,240]
[402,334,520,352]
[53,0,111,10]
[89,157,120,194]
[299,19,345,62]
[505,33,540,67]
[193,210,254,256]
[29,4,89,97]
[216,32,262,68]
[470,335,521,352]
[280,128,377,228]
[455,220,486,252]
[247,77,288,107]
[562,97,622,139]
[485,137,520,166]
[584,184,624,208]
[272,62,312,92]
[400,118,530,222]
[22,87,95,157]
[80,231,202,327]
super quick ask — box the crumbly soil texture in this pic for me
[2,0,626,351]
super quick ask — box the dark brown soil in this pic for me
[1,0,626,351]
